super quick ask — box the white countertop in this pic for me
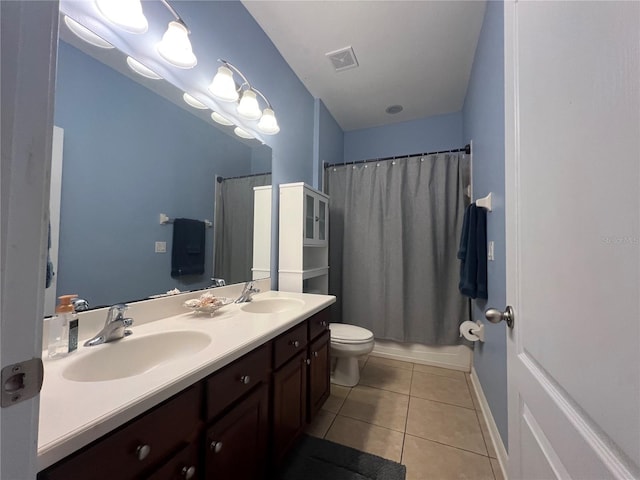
[37,290,335,471]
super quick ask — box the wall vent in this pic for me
[325,46,359,72]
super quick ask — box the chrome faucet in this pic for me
[235,281,260,303]
[84,304,134,347]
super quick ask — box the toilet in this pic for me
[329,323,375,387]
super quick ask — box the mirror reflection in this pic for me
[46,34,271,314]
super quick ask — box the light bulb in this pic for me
[211,111,234,126]
[96,0,148,34]
[234,127,254,139]
[157,21,197,69]
[237,90,261,120]
[183,93,207,110]
[257,108,280,135]
[126,57,162,80]
[208,66,238,102]
[64,16,114,49]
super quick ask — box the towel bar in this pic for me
[159,213,212,228]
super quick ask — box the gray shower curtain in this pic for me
[326,153,468,345]
[214,173,271,285]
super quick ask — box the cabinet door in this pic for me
[308,331,331,422]
[304,192,316,243]
[272,350,307,464]
[204,385,269,480]
[316,196,328,244]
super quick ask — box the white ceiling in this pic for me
[242,1,487,132]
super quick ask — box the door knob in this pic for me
[485,306,515,328]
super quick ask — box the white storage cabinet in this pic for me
[278,183,329,294]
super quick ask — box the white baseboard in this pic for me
[371,339,472,372]
[470,367,509,479]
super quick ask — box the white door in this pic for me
[1,1,59,478]
[504,1,639,479]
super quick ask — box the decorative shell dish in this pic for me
[183,293,234,315]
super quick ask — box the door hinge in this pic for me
[1,358,44,407]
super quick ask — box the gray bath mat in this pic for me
[278,434,406,480]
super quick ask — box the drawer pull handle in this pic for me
[136,444,151,461]
[240,375,251,384]
[181,466,196,479]
[305,358,311,365]
[313,351,319,358]
[320,321,327,327]
[291,340,300,348]
[210,441,223,453]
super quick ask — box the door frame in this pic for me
[1,1,59,477]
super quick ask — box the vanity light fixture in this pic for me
[64,16,114,49]
[183,93,208,110]
[237,89,261,120]
[155,1,197,69]
[95,0,148,34]
[211,111,234,126]
[208,65,239,102]
[208,60,281,135]
[157,21,197,69]
[257,107,280,135]
[234,127,254,139]
[126,57,162,80]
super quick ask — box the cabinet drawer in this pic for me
[205,343,271,421]
[273,321,308,370]
[147,440,199,480]
[307,308,330,341]
[40,385,201,480]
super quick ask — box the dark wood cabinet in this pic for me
[204,384,269,480]
[307,330,330,421]
[272,350,308,464]
[39,307,332,480]
[39,385,202,480]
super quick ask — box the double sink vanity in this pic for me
[37,282,335,480]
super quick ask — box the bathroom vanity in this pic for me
[37,290,334,480]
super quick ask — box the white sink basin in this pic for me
[63,331,211,382]
[240,298,305,314]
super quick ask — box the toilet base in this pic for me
[331,356,361,387]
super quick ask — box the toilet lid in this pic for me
[330,323,374,344]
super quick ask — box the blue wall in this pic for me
[174,2,318,282]
[343,112,463,162]
[462,1,508,447]
[54,41,256,307]
[314,99,344,188]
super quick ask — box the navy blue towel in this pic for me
[458,204,488,299]
[171,218,206,277]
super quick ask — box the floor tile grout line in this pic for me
[472,404,493,458]
[404,392,475,410]
[404,433,493,459]
[400,368,414,465]
[335,411,408,434]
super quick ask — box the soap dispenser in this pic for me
[48,294,78,359]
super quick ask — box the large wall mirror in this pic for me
[46,22,271,314]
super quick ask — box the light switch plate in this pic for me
[155,241,166,253]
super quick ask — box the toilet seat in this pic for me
[330,323,374,345]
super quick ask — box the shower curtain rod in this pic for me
[324,144,471,169]
[216,171,271,183]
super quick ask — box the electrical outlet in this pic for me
[155,241,166,253]
[487,241,495,261]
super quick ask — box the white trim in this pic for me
[471,367,509,479]
[371,339,471,371]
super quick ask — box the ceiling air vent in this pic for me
[326,46,359,72]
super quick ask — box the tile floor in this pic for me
[306,355,504,480]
